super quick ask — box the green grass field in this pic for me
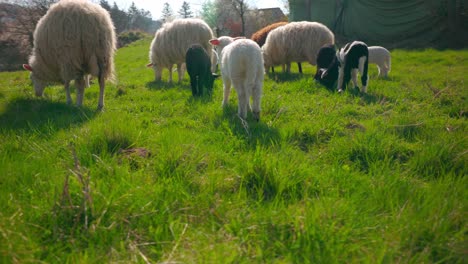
[0,39,466,263]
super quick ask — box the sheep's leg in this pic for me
[84,75,90,88]
[189,75,197,96]
[234,81,248,120]
[222,77,232,107]
[351,69,359,88]
[252,80,263,121]
[361,57,369,93]
[381,67,388,77]
[342,62,352,91]
[64,81,72,105]
[286,63,291,73]
[281,64,286,73]
[97,73,106,110]
[168,65,173,83]
[75,77,85,107]
[177,63,183,83]
[154,67,162,82]
[297,62,302,74]
[337,66,344,92]
[198,75,204,96]
[376,66,382,77]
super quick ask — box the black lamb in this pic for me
[185,44,218,97]
[314,44,338,90]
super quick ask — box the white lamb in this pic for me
[23,0,116,109]
[262,21,334,73]
[147,18,214,83]
[368,46,391,77]
[210,37,264,121]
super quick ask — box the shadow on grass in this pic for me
[267,72,304,83]
[0,98,96,134]
[334,87,395,105]
[215,104,281,148]
[186,94,214,104]
[145,80,191,91]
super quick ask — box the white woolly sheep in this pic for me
[251,21,302,74]
[23,0,116,109]
[262,21,334,73]
[337,41,369,93]
[148,18,214,83]
[368,46,391,77]
[209,37,264,121]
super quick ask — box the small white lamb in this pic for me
[368,46,391,77]
[210,37,264,121]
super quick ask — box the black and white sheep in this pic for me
[23,0,116,109]
[148,18,214,83]
[337,41,369,93]
[210,37,264,121]
[185,44,218,97]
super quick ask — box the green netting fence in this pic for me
[289,0,468,48]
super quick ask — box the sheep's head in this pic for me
[207,73,219,94]
[23,64,46,96]
[146,62,162,81]
[210,36,245,60]
[261,47,272,71]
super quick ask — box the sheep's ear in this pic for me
[146,63,153,67]
[233,36,245,41]
[209,39,220,46]
[23,64,33,71]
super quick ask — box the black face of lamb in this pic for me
[315,45,338,89]
[186,44,214,97]
[340,41,369,90]
[314,60,339,90]
[316,44,336,69]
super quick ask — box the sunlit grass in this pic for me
[0,39,466,263]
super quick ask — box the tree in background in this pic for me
[178,1,193,18]
[127,2,153,32]
[3,0,57,46]
[212,0,250,36]
[110,2,129,33]
[161,2,174,23]
[99,0,111,11]
[200,1,217,29]
[231,0,249,36]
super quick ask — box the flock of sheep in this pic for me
[22,0,392,121]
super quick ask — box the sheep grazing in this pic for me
[185,44,218,97]
[22,0,116,109]
[262,21,334,74]
[368,46,391,77]
[337,41,369,93]
[209,37,264,121]
[314,44,338,89]
[148,18,214,83]
[251,21,302,74]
